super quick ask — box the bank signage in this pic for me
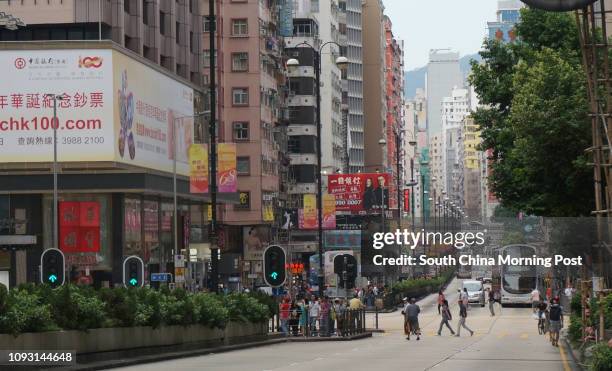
[0,49,195,176]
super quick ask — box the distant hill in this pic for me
[404,53,482,100]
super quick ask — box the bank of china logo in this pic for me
[79,56,103,68]
[14,58,26,69]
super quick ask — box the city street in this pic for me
[114,279,577,371]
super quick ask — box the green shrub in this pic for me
[162,293,197,326]
[599,294,612,330]
[98,287,139,327]
[589,342,612,371]
[49,285,106,331]
[193,293,228,329]
[223,293,269,323]
[0,289,57,336]
[568,314,583,342]
[248,291,278,315]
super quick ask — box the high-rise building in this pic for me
[382,15,404,211]
[0,0,218,288]
[404,90,426,220]
[441,87,470,199]
[345,0,364,173]
[458,117,482,219]
[362,0,386,173]
[425,50,462,136]
[487,0,524,42]
[201,0,285,286]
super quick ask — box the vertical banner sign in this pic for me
[278,0,294,37]
[217,143,237,193]
[301,194,317,229]
[188,143,209,193]
[59,201,101,253]
[403,189,410,212]
[323,194,336,229]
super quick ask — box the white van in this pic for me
[462,280,485,307]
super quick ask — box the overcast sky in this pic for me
[383,0,499,69]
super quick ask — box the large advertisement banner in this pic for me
[217,143,237,193]
[189,143,208,193]
[112,51,194,175]
[327,173,390,214]
[0,50,114,162]
[0,49,196,176]
[323,194,336,229]
[243,226,271,261]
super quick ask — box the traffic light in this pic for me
[123,256,144,288]
[334,254,357,289]
[40,248,65,288]
[263,245,286,287]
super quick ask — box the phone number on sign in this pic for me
[62,136,105,145]
[1,351,75,365]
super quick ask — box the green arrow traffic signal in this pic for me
[129,278,137,286]
[48,274,57,283]
[270,272,278,280]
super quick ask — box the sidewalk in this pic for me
[53,334,287,371]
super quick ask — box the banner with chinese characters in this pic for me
[262,192,275,222]
[323,230,361,251]
[59,201,101,253]
[300,194,317,229]
[327,173,390,214]
[323,193,336,229]
[217,143,237,193]
[189,143,208,193]
[0,49,196,176]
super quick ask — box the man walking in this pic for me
[549,297,564,347]
[455,301,474,337]
[403,297,421,341]
[437,299,455,336]
[487,288,495,316]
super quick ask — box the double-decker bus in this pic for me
[499,244,538,306]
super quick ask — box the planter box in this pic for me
[0,322,268,354]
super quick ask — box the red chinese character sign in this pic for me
[327,173,390,214]
[59,201,100,253]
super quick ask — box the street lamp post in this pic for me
[45,94,66,251]
[287,43,348,298]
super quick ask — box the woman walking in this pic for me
[437,290,445,314]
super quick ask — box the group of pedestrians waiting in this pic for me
[279,294,364,337]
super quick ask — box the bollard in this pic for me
[375,305,379,330]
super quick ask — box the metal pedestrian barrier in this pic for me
[270,307,366,338]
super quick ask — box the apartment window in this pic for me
[176,22,180,43]
[233,122,249,140]
[204,16,216,33]
[231,52,249,71]
[231,19,248,36]
[236,191,250,210]
[203,49,217,67]
[160,11,167,35]
[237,156,250,175]
[232,88,249,106]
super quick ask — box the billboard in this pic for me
[243,225,271,261]
[327,173,390,214]
[59,201,101,253]
[0,49,195,175]
[0,50,114,162]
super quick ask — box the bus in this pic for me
[499,244,538,306]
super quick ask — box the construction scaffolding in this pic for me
[576,1,612,285]
[576,0,612,342]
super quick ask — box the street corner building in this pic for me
[0,41,238,289]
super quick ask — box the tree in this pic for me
[469,8,593,217]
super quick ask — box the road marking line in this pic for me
[520,333,529,339]
[559,342,572,371]
[497,331,507,339]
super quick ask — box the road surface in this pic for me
[114,279,576,371]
